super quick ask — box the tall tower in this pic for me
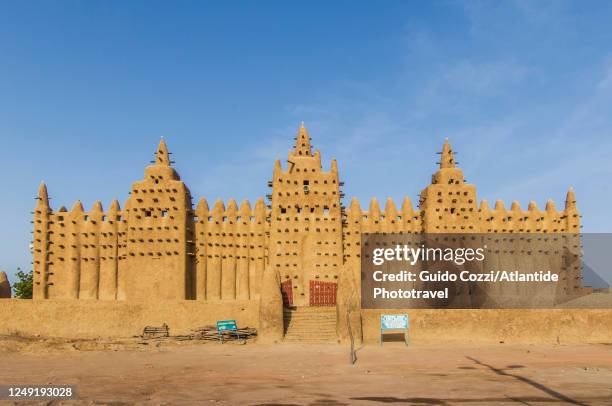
[420,139,479,232]
[269,124,344,306]
[124,139,195,300]
[32,182,51,299]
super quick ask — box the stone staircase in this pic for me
[283,307,338,343]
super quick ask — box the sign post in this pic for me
[380,314,409,346]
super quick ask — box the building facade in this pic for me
[32,125,582,304]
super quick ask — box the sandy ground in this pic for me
[1,335,612,406]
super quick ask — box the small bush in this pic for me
[13,268,33,299]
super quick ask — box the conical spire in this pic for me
[479,200,490,211]
[273,159,282,175]
[439,138,456,169]
[294,122,312,157]
[545,199,556,213]
[212,199,225,222]
[369,197,381,217]
[37,182,49,207]
[528,201,538,211]
[195,198,209,216]
[239,200,252,217]
[71,200,84,214]
[109,199,121,213]
[108,200,121,221]
[401,197,413,214]
[155,138,171,166]
[254,198,266,219]
[91,200,103,213]
[565,187,577,212]
[385,197,398,218]
[213,199,225,215]
[349,197,362,215]
[90,201,103,222]
[331,158,338,174]
[226,199,239,216]
[145,137,180,180]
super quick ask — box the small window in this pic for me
[145,210,152,217]
[280,207,287,214]
[303,180,309,186]
[161,210,168,217]
[323,206,329,215]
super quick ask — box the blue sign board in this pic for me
[217,320,238,331]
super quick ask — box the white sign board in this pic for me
[381,314,409,330]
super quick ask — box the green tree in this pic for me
[13,267,33,299]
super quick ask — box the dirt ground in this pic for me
[1,335,612,406]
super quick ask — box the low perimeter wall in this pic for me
[1,301,611,344]
[361,309,612,344]
[0,299,259,339]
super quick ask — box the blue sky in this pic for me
[1,1,612,284]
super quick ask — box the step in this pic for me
[282,307,338,343]
[283,335,337,342]
[285,331,336,339]
[284,318,337,322]
[285,329,336,334]
[286,314,336,317]
[284,324,337,330]
[284,334,337,339]
[283,312,336,316]
[284,326,335,331]
[283,338,338,344]
[284,329,336,334]
[283,308,336,313]
[284,329,337,335]
[284,320,337,326]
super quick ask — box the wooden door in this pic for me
[281,279,293,307]
[309,280,337,306]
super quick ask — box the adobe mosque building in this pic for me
[28,124,587,342]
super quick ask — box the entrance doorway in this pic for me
[281,279,293,307]
[309,280,337,306]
